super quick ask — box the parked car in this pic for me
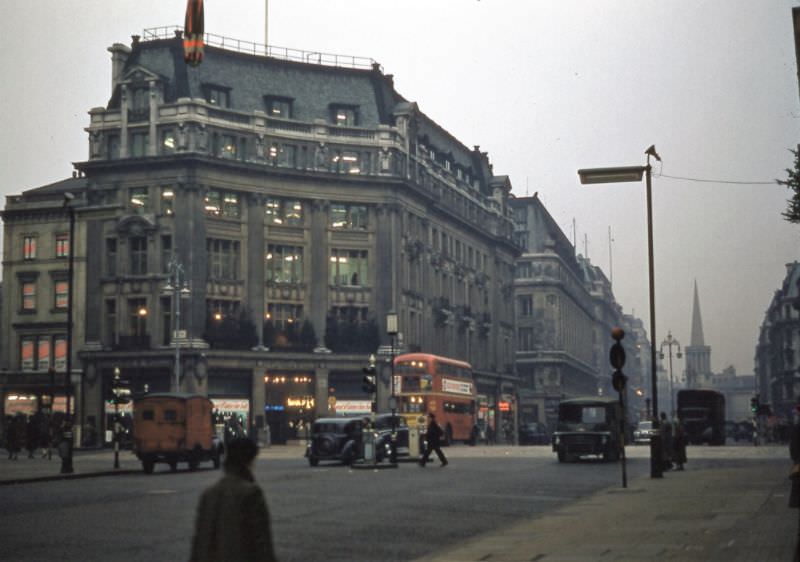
[372,414,411,459]
[306,417,364,466]
[306,414,412,467]
[633,420,656,445]
[518,422,550,445]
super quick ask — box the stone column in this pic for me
[309,200,329,346]
[314,365,329,418]
[246,194,266,347]
[176,180,207,345]
[251,366,266,443]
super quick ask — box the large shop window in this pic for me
[265,197,303,226]
[329,203,367,230]
[329,249,368,286]
[207,239,240,280]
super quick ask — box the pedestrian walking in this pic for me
[486,422,495,446]
[7,414,25,460]
[660,412,673,471]
[26,415,40,458]
[672,423,688,471]
[190,437,278,562]
[419,413,448,467]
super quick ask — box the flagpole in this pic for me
[265,0,269,48]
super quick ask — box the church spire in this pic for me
[690,280,705,346]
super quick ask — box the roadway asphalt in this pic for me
[1,444,796,561]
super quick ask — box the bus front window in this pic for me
[400,395,425,413]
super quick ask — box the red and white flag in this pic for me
[183,0,204,66]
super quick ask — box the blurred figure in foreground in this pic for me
[190,437,278,562]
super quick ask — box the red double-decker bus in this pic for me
[393,352,476,444]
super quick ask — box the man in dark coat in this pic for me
[190,437,278,562]
[419,413,448,467]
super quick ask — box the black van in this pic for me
[552,397,623,462]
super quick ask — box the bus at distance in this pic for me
[393,352,476,444]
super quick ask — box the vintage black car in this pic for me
[306,417,365,466]
[518,422,550,445]
[552,397,622,462]
[306,414,411,466]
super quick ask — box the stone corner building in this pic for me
[1,31,518,444]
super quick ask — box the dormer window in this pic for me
[330,104,358,126]
[265,96,293,118]
[129,84,149,122]
[203,84,231,108]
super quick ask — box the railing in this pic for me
[141,26,382,72]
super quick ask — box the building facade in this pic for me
[1,30,518,444]
[510,195,648,429]
[755,262,800,421]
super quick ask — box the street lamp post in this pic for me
[386,311,399,464]
[113,367,121,469]
[659,332,682,420]
[61,192,76,474]
[578,145,664,478]
[163,257,191,392]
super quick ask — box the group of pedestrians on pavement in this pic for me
[3,412,54,460]
[659,411,688,472]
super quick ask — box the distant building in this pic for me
[510,194,648,428]
[754,262,800,420]
[710,367,755,421]
[684,281,713,389]
[1,30,518,444]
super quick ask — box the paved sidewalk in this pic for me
[0,443,307,484]
[415,459,797,562]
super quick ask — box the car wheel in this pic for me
[557,450,566,463]
[308,456,319,467]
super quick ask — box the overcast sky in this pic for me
[2,1,799,377]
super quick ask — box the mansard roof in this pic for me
[106,35,491,191]
[21,176,87,199]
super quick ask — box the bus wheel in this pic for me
[142,458,155,474]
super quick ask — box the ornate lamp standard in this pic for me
[659,332,682,419]
[579,145,664,479]
[386,311,399,464]
[163,257,191,392]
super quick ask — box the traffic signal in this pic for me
[362,365,376,394]
[750,395,759,414]
[111,371,132,405]
[612,370,628,392]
